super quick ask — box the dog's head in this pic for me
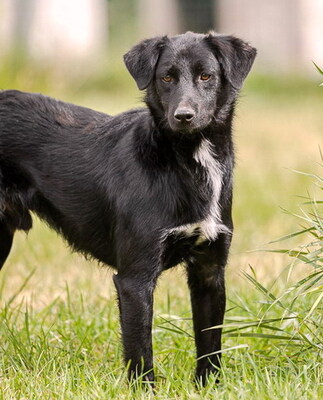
[124,32,256,133]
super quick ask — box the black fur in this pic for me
[0,31,256,385]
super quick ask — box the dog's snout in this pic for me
[174,108,195,123]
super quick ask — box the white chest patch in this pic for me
[166,139,230,242]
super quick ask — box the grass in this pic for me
[0,66,322,398]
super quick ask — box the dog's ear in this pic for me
[124,36,168,90]
[205,33,257,90]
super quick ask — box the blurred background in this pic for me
[1,0,323,89]
[0,0,322,306]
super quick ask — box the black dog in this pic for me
[0,32,256,384]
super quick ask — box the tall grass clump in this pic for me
[220,157,322,370]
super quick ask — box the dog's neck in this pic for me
[143,103,235,163]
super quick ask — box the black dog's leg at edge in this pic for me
[0,220,13,269]
[187,230,232,386]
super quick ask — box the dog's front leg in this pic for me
[187,231,232,385]
[113,268,158,384]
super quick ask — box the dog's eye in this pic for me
[200,73,211,81]
[161,75,173,83]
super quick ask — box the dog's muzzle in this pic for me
[171,106,197,132]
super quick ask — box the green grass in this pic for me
[0,260,321,399]
[0,66,322,398]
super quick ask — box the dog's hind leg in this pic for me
[0,220,13,269]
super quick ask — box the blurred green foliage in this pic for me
[1,51,321,101]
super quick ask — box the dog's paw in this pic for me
[195,366,220,387]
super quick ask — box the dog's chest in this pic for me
[168,139,229,242]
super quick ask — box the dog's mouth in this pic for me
[169,120,195,133]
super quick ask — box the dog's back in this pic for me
[0,90,112,148]
[0,90,117,265]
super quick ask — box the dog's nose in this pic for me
[174,108,195,123]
